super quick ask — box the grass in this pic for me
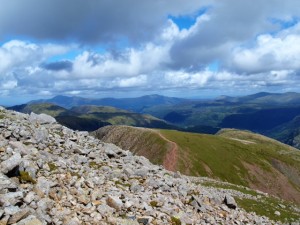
[94,126,169,165]
[24,103,66,117]
[160,130,253,186]
[95,125,300,204]
[159,129,300,187]
[89,161,107,169]
[171,216,181,225]
[19,171,36,184]
[48,162,58,171]
[70,171,81,178]
[200,181,259,196]
[236,197,300,223]
[115,180,131,188]
[150,200,158,207]
[200,179,300,223]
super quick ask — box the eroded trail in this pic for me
[156,131,178,172]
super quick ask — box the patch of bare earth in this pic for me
[243,161,300,204]
[157,132,178,172]
[202,162,213,177]
[181,148,192,174]
[229,138,256,145]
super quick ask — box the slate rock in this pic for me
[0,153,22,174]
[8,208,30,224]
[224,195,237,209]
[29,112,56,124]
[16,215,43,225]
[107,196,123,211]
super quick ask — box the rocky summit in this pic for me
[0,107,299,225]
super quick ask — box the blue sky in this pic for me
[1,0,300,105]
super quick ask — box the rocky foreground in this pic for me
[0,107,298,225]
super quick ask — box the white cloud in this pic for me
[232,23,300,73]
[115,75,148,88]
[2,0,300,103]
[71,43,170,79]
[0,40,40,74]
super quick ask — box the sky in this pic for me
[1,0,300,105]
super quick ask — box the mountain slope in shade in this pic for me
[266,115,300,149]
[93,125,300,204]
[8,103,176,131]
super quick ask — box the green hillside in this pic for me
[9,103,68,117]
[8,103,175,131]
[93,126,300,204]
[142,93,300,149]
[92,126,169,165]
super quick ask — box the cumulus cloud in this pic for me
[1,0,300,104]
[232,23,300,73]
[169,0,300,70]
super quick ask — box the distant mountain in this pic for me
[220,106,300,132]
[19,92,300,149]
[30,94,188,112]
[266,115,300,149]
[8,103,176,131]
[214,92,300,105]
[141,92,300,149]
[93,125,300,204]
[233,92,300,105]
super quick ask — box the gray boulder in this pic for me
[29,113,56,124]
[0,153,22,174]
[224,194,237,209]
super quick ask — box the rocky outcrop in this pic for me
[0,107,298,224]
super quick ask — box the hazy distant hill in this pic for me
[93,125,300,204]
[30,94,188,112]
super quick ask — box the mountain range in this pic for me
[8,103,176,131]
[10,92,300,149]
[30,94,188,112]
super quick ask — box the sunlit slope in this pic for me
[94,126,300,203]
[92,125,170,165]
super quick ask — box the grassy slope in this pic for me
[161,128,300,203]
[9,103,67,117]
[94,125,300,204]
[198,179,300,223]
[92,126,170,165]
[70,105,175,129]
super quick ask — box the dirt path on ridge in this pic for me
[156,131,178,172]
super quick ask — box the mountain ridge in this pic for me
[92,125,300,204]
[8,103,176,131]
[30,94,188,112]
